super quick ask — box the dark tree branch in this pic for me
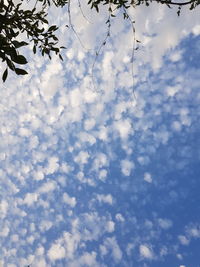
[157,0,194,6]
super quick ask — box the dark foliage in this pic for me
[0,0,199,81]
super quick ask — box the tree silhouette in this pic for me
[0,0,199,81]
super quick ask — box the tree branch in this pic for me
[153,0,194,6]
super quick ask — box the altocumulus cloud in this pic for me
[0,1,200,266]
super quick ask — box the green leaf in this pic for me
[2,68,8,82]
[15,68,28,75]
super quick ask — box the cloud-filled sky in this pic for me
[0,1,200,266]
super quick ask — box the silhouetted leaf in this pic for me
[59,54,63,61]
[13,40,28,48]
[12,55,28,64]
[15,68,28,75]
[6,58,15,71]
[2,68,8,82]
[33,45,36,54]
[48,25,58,32]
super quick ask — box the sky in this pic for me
[0,1,200,267]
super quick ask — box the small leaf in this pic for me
[13,40,28,48]
[94,4,99,12]
[59,54,63,61]
[52,35,58,41]
[15,68,28,75]
[40,17,48,24]
[6,58,15,71]
[48,25,58,32]
[2,68,8,82]
[33,45,36,54]
[14,55,28,64]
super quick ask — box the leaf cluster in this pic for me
[0,0,65,81]
[0,0,199,82]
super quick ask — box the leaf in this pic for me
[52,35,58,41]
[94,4,99,12]
[33,45,36,54]
[2,68,8,82]
[12,40,28,48]
[59,54,63,61]
[48,25,58,32]
[6,58,15,71]
[15,68,28,75]
[12,55,28,65]
[40,17,48,24]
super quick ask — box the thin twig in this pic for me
[67,0,94,51]
[77,0,93,24]
[91,6,112,91]
[122,8,137,102]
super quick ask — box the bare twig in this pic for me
[90,5,112,91]
[77,0,93,24]
[122,8,137,102]
[67,0,94,51]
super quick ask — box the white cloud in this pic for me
[178,235,190,245]
[39,220,53,232]
[0,0,200,265]
[75,151,90,165]
[98,169,107,181]
[63,192,77,208]
[84,118,96,131]
[192,24,200,35]
[45,157,59,175]
[105,220,115,233]
[70,88,82,108]
[115,213,125,222]
[104,237,122,263]
[114,119,132,139]
[38,181,57,194]
[79,132,96,145]
[0,200,8,219]
[144,172,152,183]
[78,251,98,266]
[96,194,113,205]
[63,231,80,259]
[0,226,10,237]
[48,243,66,261]
[139,244,154,259]
[158,218,172,229]
[93,153,108,170]
[23,193,38,206]
[121,159,134,176]
[33,170,45,181]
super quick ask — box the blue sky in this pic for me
[0,1,200,266]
